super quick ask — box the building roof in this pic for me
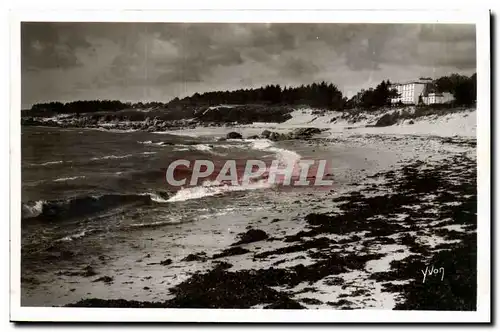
[391,80,431,86]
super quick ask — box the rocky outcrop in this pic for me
[258,127,323,141]
[226,132,243,139]
[374,112,399,127]
[261,130,272,139]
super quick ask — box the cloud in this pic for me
[378,25,476,70]
[418,24,476,42]
[21,22,477,107]
[21,22,92,70]
[278,57,320,78]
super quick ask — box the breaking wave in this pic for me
[56,229,97,242]
[90,154,133,161]
[138,140,173,147]
[21,192,171,221]
[249,139,302,166]
[142,192,170,203]
[167,179,270,203]
[53,176,86,182]
[30,160,64,166]
[166,139,302,203]
[127,220,182,229]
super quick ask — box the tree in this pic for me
[434,73,476,105]
[358,80,398,108]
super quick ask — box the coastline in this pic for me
[21,123,477,309]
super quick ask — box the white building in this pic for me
[390,80,430,105]
[391,79,454,105]
[422,92,454,105]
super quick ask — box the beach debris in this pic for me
[232,229,269,246]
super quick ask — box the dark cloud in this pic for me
[21,22,477,107]
[418,24,476,42]
[279,57,320,78]
[378,25,476,70]
[21,22,92,70]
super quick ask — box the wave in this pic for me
[94,127,138,133]
[30,160,64,166]
[138,140,173,147]
[153,131,200,137]
[142,192,170,203]
[166,139,302,203]
[250,139,302,164]
[167,179,270,203]
[139,141,227,154]
[249,139,302,178]
[90,154,133,161]
[56,229,96,242]
[171,143,227,155]
[127,220,181,229]
[53,176,86,182]
[193,144,212,151]
[21,200,45,219]
[21,193,156,221]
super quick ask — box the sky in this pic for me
[21,22,476,109]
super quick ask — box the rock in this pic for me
[160,259,173,266]
[232,229,269,246]
[408,120,415,125]
[247,135,260,139]
[269,132,282,141]
[374,112,399,127]
[291,127,322,139]
[226,132,243,139]
[261,130,272,138]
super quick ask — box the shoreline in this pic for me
[21,106,477,139]
[67,152,476,310]
[21,131,477,309]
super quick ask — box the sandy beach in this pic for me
[21,115,477,309]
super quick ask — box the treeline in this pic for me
[345,80,398,109]
[170,82,346,110]
[434,73,476,105]
[27,73,476,116]
[28,82,346,115]
[30,100,129,114]
[29,100,168,115]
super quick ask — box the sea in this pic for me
[20,126,324,272]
